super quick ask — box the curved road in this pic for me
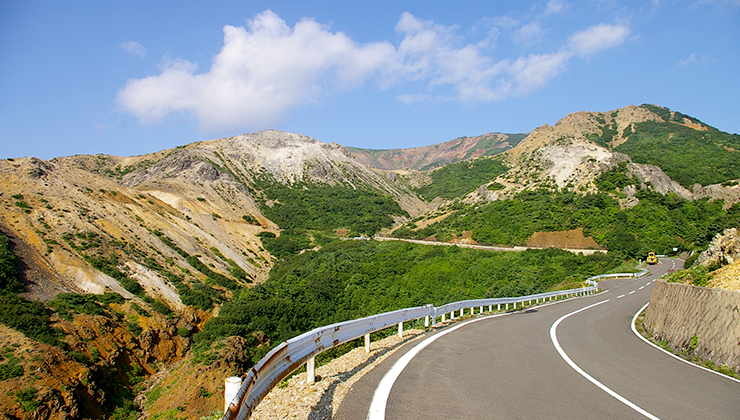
[335,259,740,419]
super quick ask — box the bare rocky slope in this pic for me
[468,105,740,209]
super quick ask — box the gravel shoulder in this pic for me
[251,329,426,420]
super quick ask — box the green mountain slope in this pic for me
[413,156,509,201]
[595,104,740,188]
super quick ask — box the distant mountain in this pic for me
[347,132,526,171]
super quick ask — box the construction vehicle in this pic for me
[646,252,658,265]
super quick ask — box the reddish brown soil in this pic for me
[526,227,603,250]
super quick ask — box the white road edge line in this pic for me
[550,299,662,420]
[631,303,740,385]
[366,295,585,420]
[366,312,504,420]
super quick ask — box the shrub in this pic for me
[16,387,40,412]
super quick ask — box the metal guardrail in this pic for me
[223,270,642,419]
[432,287,596,324]
[224,305,433,420]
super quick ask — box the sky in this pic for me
[1,1,739,160]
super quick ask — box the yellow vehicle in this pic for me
[646,252,658,265]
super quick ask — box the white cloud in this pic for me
[117,10,395,131]
[679,52,698,66]
[120,41,147,58]
[514,22,545,47]
[117,11,631,133]
[544,0,568,15]
[568,23,630,57]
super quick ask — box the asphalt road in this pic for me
[335,259,740,420]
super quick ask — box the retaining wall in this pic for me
[643,279,740,373]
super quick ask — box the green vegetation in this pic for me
[156,235,231,308]
[0,233,22,294]
[1,233,58,344]
[15,386,41,412]
[393,189,740,258]
[84,254,144,296]
[49,293,109,321]
[0,347,24,380]
[258,182,407,236]
[666,265,712,287]
[612,107,740,188]
[258,230,312,260]
[194,240,623,364]
[414,157,509,200]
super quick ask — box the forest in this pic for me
[393,188,740,259]
[193,240,627,364]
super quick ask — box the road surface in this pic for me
[335,259,740,419]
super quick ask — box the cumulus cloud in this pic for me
[120,41,147,58]
[117,10,630,133]
[118,10,395,131]
[568,23,630,56]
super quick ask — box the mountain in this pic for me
[347,132,526,171]
[2,104,740,419]
[469,104,740,209]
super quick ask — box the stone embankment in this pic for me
[643,279,740,374]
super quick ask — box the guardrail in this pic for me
[222,270,642,420]
[585,269,648,286]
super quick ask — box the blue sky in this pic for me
[1,1,739,160]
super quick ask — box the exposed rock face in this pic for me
[0,304,194,419]
[696,228,740,268]
[693,183,740,209]
[469,105,719,206]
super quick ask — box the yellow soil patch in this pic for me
[708,261,740,292]
[414,211,453,230]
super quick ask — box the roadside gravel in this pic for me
[251,329,425,420]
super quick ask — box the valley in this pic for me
[1,104,740,419]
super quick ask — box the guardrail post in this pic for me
[442,313,446,322]
[365,334,371,353]
[497,303,501,311]
[307,357,316,384]
[505,303,508,310]
[470,307,474,316]
[425,315,429,328]
[224,376,242,414]
[479,305,483,314]
[489,304,492,312]
[398,322,403,338]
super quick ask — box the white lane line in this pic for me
[617,294,625,299]
[639,286,644,290]
[367,312,508,420]
[631,303,740,385]
[550,300,661,420]
[629,290,636,295]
